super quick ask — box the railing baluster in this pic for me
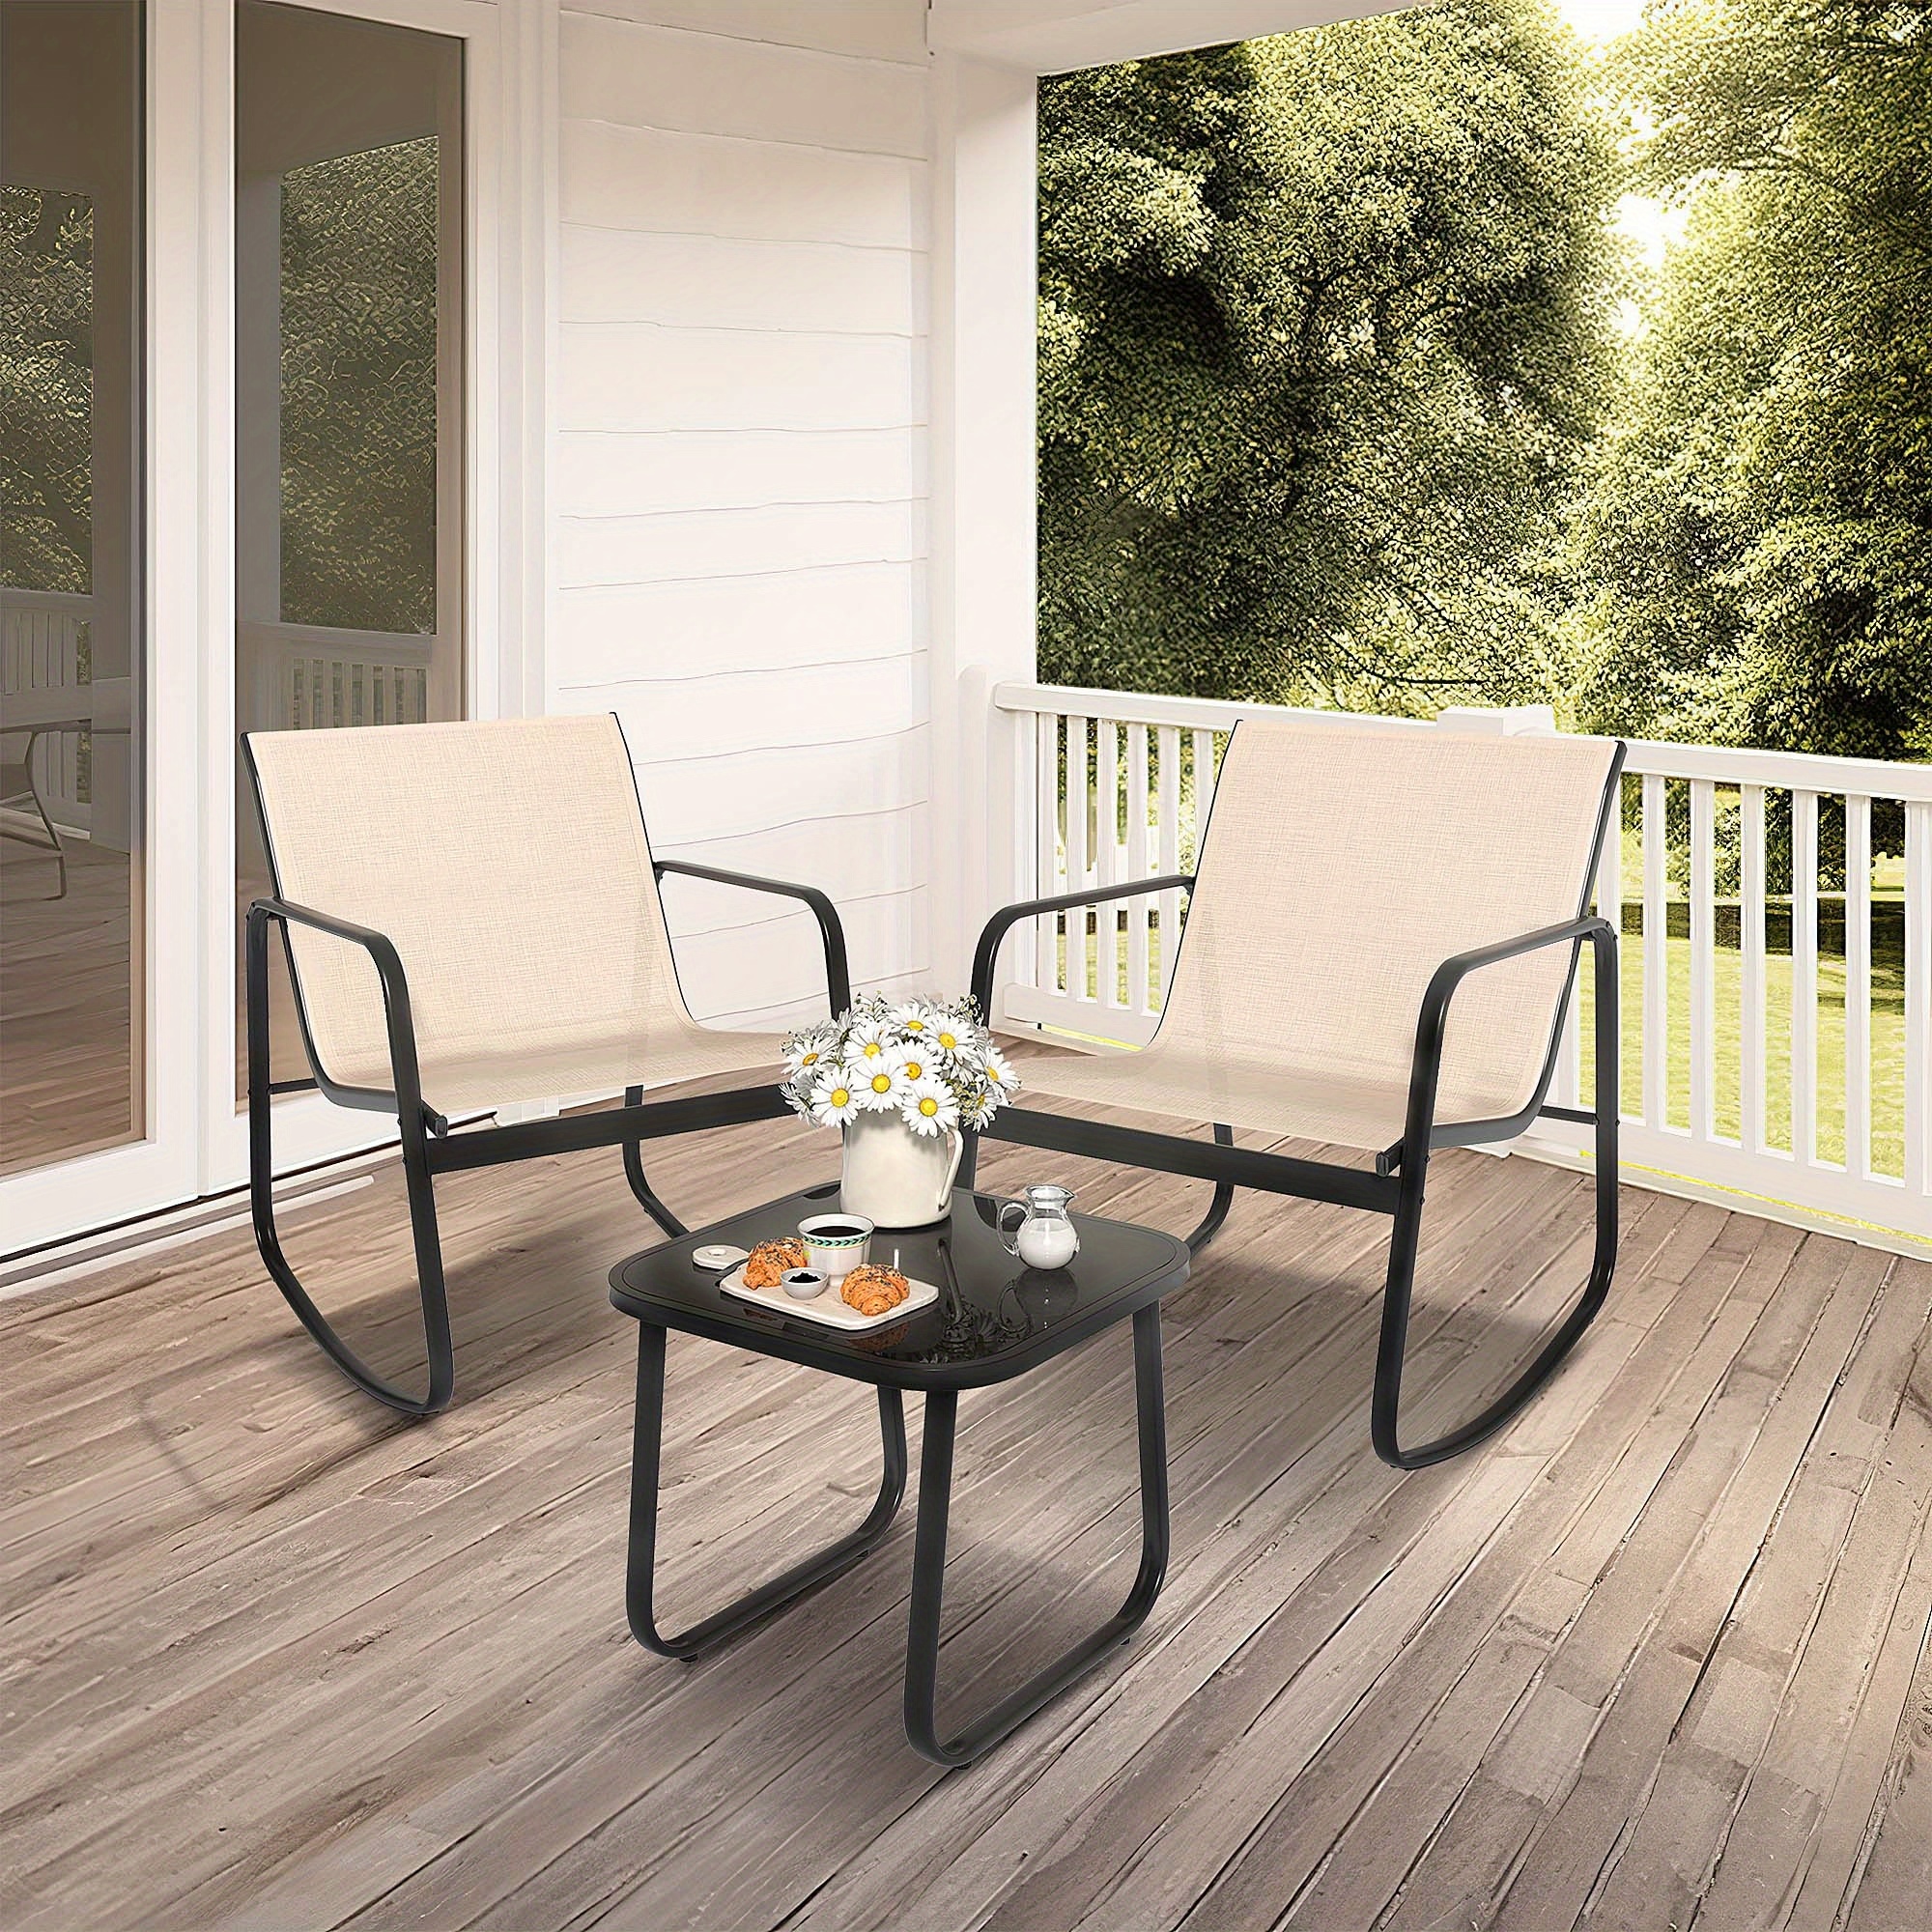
[1792,790,1820,1166]
[1906,801,1931,1205]
[1843,795,1872,1181]
[1156,725,1181,1004]
[1095,720,1120,1009]
[1642,773,1669,1131]
[1066,715,1090,1004]
[1126,723,1151,1016]
[1037,711,1059,992]
[1690,779,1717,1140]
[1190,728,1217,863]
[1740,784,1767,1155]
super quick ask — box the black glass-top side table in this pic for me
[608,1183,1190,1766]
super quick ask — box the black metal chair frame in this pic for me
[963,747,1627,1471]
[245,856,850,1418]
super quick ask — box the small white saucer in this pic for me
[692,1243,751,1271]
[719,1264,939,1332]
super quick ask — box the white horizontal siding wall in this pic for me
[554,0,931,1029]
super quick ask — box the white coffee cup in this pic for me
[798,1212,873,1280]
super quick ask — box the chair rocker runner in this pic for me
[244,714,850,1416]
[966,718,1627,1471]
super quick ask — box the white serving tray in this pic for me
[719,1264,939,1332]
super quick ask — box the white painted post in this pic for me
[927,54,1039,998]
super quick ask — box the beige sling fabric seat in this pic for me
[243,713,845,1415]
[247,714,781,1119]
[1019,721,1618,1154]
[969,713,1625,1473]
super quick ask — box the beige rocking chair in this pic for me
[244,713,847,1414]
[968,717,1624,1470]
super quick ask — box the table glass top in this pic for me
[609,1184,1190,1389]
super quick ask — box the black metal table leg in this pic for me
[902,1303,1170,1767]
[626,1322,909,1659]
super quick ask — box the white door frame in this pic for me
[1,0,552,1258]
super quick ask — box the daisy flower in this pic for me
[889,999,938,1037]
[886,1040,938,1087]
[783,1026,837,1082]
[928,1012,980,1062]
[845,1015,893,1067]
[900,1076,959,1138]
[856,1061,907,1111]
[809,1066,864,1127]
[958,1081,1001,1130]
[980,1044,1020,1095]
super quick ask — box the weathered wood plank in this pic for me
[5,1087,1928,1932]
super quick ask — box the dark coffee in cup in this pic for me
[809,1221,867,1239]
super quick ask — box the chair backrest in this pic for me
[245,715,690,1085]
[1161,718,1621,1126]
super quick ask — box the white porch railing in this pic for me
[238,620,436,733]
[1,587,95,829]
[987,681,1932,1253]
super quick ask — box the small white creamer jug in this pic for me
[999,1184,1079,1270]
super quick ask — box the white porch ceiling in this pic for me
[928,0,1405,72]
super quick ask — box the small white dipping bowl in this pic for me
[798,1212,873,1280]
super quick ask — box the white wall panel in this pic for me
[556,322,918,433]
[626,727,929,846]
[555,1,931,1024]
[558,228,919,334]
[562,13,925,156]
[554,562,919,684]
[579,653,926,762]
[554,426,921,518]
[669,888,926,1026]
[560,120,925,249]
[564,1,928,65]
[557,501,920,588]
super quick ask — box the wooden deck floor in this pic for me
[5,1088,1932,1931]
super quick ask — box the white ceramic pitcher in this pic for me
[838,1109,962,1229]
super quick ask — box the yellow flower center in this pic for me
[905,1018,926,1032]
[919,1096,939,1117]
[801,1050,819,1067]
[829,1087,850,1107]
[870,1072,894,1094]
[937,1031,957,1051]
[859,1039,883,1060]
[903,1059,924,1081]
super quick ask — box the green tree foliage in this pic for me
[278,139,440,635]
[1573,0,1932,759]
[2,145,440,630]
[1037,0,1620,710]
[0,187,93,594]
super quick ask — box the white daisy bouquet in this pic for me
[780,994,1019,1140]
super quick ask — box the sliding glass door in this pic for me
[1,0,147,1184]
[233,0,465,1100]
[0,0,497,1260]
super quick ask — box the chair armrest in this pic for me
[970,874,1194,1025]
[1401,914,1616,1154]
[248,896,431,1122]
[654,859,851,1018]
